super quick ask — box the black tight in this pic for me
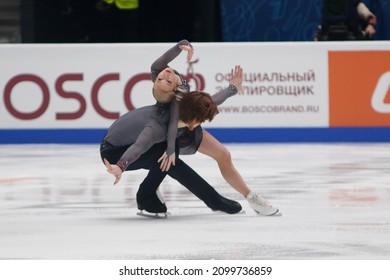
[100,141,222,208]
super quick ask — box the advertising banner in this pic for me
[1,42,328,129]
[329,50,390,127]
[1,42,389,143]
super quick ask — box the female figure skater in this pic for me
[102,40,193,176]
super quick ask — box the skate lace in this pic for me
[251,194,271,207]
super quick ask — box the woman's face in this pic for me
[154,67,178,92]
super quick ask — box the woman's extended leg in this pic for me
[198,129,250,196]
[198,129,279,216]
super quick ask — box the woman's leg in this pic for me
[198,129,251,197]
[198,129,280,216]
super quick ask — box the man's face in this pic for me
[186,120,201,131]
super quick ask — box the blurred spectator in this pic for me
[315,0,377,40]
[94,0,140,42]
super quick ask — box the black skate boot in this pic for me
[209,195,242,214]
[136,189,168,218]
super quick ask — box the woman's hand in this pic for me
[229,65,244,93]
[158,152,176,172]
[103,158,122,185]
[179,44,194,61]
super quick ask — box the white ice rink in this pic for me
[0,143,389,260]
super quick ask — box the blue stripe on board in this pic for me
[1,127,390,144]
[0,129,107,144]
[207,127,390,143]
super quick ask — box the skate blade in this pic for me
[254,209,282,216]
[212,210,246,215]
[137,210,169,219]
[272,210,282,216]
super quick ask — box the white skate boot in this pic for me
[246,191,280,216]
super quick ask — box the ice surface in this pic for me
[0,143,389,259]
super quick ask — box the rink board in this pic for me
[0,42,389,143]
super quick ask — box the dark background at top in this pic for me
[220,0,390,41]
[20,0,390,43]
[21,0,222,43]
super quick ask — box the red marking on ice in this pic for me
[0,177,43,184]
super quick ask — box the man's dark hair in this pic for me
[179,91,219,124]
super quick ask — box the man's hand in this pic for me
[158,152,176,172]
[229,65,244,93]
[103,158,122,185]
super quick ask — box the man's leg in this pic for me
[136,163,168,213]
[101,141,242,214]
[101,141,168,213]
[101,141,168,171]
[135,150,242,214]
[126,142,169,213]
[167,158,242,214]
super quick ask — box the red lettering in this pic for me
[2,72,162,121]
[55,74,86,120]
[4,74,50,120]
[91,73,120,119]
